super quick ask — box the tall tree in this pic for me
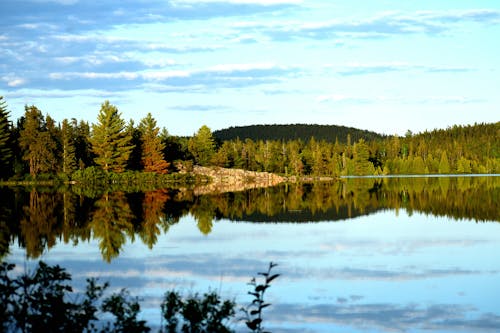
[61,119,77,174]
[18,106,58,177]
[138,113,169,173]
[353,139,374,175]
[0,97,13,179]
[89,101,134,173]
[188,125,216,166]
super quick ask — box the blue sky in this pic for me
[1,0,499,136]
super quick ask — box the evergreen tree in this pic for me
[18,106,58,177]
[61,119,77,174]
[188,125,216,166]
[353,139,374,175]
[138,113,169,173]
[438,151,451,174]
[0,97,13,179]
[89,101,134,173]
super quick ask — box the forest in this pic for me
[0,96,498,182]
[212,124,386,143]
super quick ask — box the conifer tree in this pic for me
[438,151,451,174]
[61,119,77,174]
[89,101,134,173]
[138,113,169,173]
[18,106,59,176]
[188,125,216,166]
[353,139,374,175]
[0,97,13,179]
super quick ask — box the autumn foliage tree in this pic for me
[89,101,134,173]
[138,113,169,173]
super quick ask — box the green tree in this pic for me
[18,106,59,177]
[89,192,135,262]
[139,113,169,173]
[89,101,134,173]
[438,151,451,174]
[353,139,374,175]
[61,119,77,175]
[0,96,13,179]
[188,125,216,166]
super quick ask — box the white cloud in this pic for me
[2,75,27,87]
[49,71,139,80]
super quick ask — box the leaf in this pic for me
[255,285,268,292]
[266,273,280,284]
[250,310,260,315]
[258,272,269,277]
[246,321,257,330]
[259,303,271,310]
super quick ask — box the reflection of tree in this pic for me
[0,188,14,258]
[139,190,170,249]
[89,192,134,262]
[4,176,499,260]
[191,196,217,235]
[199,176,499,223]
[20,189,60,258]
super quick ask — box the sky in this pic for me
[1,0,499,136]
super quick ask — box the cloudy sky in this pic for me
[1,0,499,136]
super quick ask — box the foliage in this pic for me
[139,113,170,173]
[0,260,159,332]
[161,290,235,333]
[18,105,60,177]
[188,125,216,166]
[0,96,13,179]
[89,101,134,173]
[213,124,386,144]
[241,262,279,333]
[0,95,498,181]
[1,261,280,333]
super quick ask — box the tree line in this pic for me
[0,96,498,181]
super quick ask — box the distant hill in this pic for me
[213,124,387,144]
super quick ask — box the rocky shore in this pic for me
[191,166,286,195]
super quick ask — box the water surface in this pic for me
[2,176,499,332]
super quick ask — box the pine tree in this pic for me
[188,125,216,166]
[18,106,59,176]
[138,113,169,173]
[438,151,451,174]
[353,139,374,175]
[89,101,134,173]
[61,119,77,174]
[0,96,13,179]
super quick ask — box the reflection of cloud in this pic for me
[319,238,487,256]
[269,302,500,332]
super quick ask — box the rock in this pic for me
[191,166,286,195]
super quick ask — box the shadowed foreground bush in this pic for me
[0,261,278,333]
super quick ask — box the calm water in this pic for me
[2,176,500,332]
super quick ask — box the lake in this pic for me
[2,175,500,332]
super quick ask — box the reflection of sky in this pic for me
[7,210,500,332]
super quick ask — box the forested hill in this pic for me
[213,124,387,144]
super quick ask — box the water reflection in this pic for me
[0,176,498,261]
